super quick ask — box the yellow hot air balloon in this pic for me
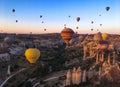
[93,35,98,41]
[61,27,74,45]
[25,48,40,63]
[102,33,108,40]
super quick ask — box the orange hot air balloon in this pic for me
[25,48,40,63]
[61,27,74,45]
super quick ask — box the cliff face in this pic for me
[101,64,120,83]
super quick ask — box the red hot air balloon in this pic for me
[61,27,74,45]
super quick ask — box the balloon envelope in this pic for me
[12,9,15,12]
[76,17,80,22]
[16,20,18,22]
[61,27,74,45]
[44,29,46,31]
[102,33,108,40]
[25,48,40,63]
[76,26,79,29]
[91,21,94,24]
[40,15,42,18]
[64,24,66,27]
[106,6,110,11]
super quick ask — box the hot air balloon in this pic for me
[12,9,15,13]
[76,17,80,22]
[99,14,101,16]
[91,21,94,24]
[100,24,102,26]
[16,20,18,23]
[64,24,66,27]
[68,15,71,18]
[25,48,40,63]
[30,32,32,35]
[91,29,93,31]
[102,33,108,40]
[61,27,74,45]
[106,6,110,11]
[40,15,42,18]
[97,40,109,51]
[76,26,79,29]
[44,29,46,31]
[42,21,44,23]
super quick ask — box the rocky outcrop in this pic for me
[101,64,120,83]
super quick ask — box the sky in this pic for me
[0,0,120,34]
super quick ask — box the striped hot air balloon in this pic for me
[61,27,74,45]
